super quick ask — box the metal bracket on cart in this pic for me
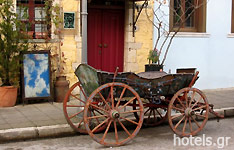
[209,103,224,122]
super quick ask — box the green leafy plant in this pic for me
[0,0,28,86]
[44,0,66,77]
[148,48,159,64]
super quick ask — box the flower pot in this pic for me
[0,86,17,107]
[145,64,163,72]
[54,76,69,102]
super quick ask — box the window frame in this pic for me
[17,0,51,39]
[169,0,206,33]
[232,0,234,33]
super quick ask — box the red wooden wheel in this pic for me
[63,82,106,134]
[83,82,144,147]
[168,87,209,137]
[134,99,168,127]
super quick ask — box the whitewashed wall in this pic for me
[153,0,234,89]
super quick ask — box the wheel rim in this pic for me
[63,82,106,134]
[84,82,144,147]
[168,88,209,137]
[134,99,168,127]
[63,82,87,133]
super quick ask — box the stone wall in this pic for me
[124,0,153,73]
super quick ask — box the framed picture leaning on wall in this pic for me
[21,50,53,103]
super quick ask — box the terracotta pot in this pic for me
[54,76,69,103]
[0,86,17,107]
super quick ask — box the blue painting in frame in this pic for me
[22,51,52,100]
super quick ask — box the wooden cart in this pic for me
[63,64,223,147]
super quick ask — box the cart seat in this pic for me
[75,64,100,97]
[137,71,167,79]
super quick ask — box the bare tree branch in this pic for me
[144,0,207,66]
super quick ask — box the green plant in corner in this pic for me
[44,0,65,77]
[0,0,28,87]
[148,48,159,64]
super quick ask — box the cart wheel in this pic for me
[133,99,168,127]
[168,87,209,137]
[83,82,144,147]
[63,82,106,134]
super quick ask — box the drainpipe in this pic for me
[81,0,88,63]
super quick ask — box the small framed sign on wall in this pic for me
[64,12,75,29]
[21,50,52,103]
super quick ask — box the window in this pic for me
[170,0,206,32]
[17,0,51,39]
[232,0,234,33]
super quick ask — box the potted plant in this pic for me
[146,48,163,71]
[0,0,28,107]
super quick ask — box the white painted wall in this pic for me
[153,0,234,89]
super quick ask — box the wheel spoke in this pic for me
[91,110,101,125]
[70,93,86,104]
[182,117,188,134]
[98,92,111,110]
[93,109,105,116]
[114,120,119,143]
[153,109,156,122]
[101,120,112,143]
[116,87,126,108]
[119,97,136,110]
[176,97,186,109]
[89,103,109,113]
[192,105,207,111]
[69,110,84,119]
[120,109,141,114]
[120,117,139,125]
[147,109,153,124]
[87,114,108,120]
[189,90,196,107]
[77,118,84,129]
[175,116,185,129]
[91,118,109,133]
[191,96,203,109]
[78,84,87,100]
[155,109,163,119]
[191,116,201,128]
[118,119,131,136]
[111,86,114,109]
[144,108,151,116]
[171,113,184,120]
[184,91,188,108]
[188,117,193,133]
[171,106,184,113]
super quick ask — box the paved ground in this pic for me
[0,102,66,130]
[0,87,233,142]
[0,117,233,150]
[203,88,234,109]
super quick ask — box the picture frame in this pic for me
[64,12,75,29]
[21,50,53,103]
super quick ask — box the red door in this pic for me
[88,9,124,72]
